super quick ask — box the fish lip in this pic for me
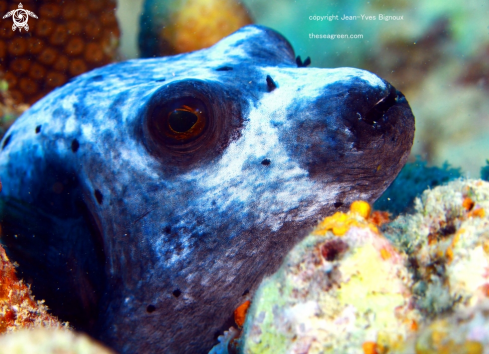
[363,84,401,125]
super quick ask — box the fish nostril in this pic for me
[363,86,398,125]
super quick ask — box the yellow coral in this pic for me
[350,200,371,219]
[314,201,378,236]
[162,0,252,53]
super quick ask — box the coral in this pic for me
[209,327,240,354]
[384,179,489,318]
[236,180,489,353]
[0,328,115,354]
[240,202,420,354]
[234,300,251,328]
[405,300,489,354]
[0,244,64,333]
[0,0,120,108]
[139,0,252,57]
[374,158,461,217]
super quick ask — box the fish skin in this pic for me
[0,25,414,353]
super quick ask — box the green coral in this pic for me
[383,179,489,317]
[374,158,461,216]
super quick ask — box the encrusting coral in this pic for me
[384,179,489,318]
[0,243,64,333]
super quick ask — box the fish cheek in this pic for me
[0,161,107,333]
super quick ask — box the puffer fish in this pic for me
[0,25,415,353]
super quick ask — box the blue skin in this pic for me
[0,26,414,353]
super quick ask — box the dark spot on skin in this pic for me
[334,202,343,208]
[172,289,181,298]
[90,75,104,82]
[321,239,349,261]
[215,66,233,71]
[146,305,156,313]
[2,134,11,149]
[94,190,103,205]
[52,182,63,194]
[35,125,41,134]
[242,289,249,296]
[164,226,171,234]
[266,75,276,92]
[71,139,79,153]
[261,159,271,166]
[296,55,311,68]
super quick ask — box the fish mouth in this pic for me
[363,85,403,125]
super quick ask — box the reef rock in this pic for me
[240,201,420,354]
[0,328,114,354]
[238,179,489,354]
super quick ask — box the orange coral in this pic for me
[0,0,120,106]
[362,341,379,354]
[369,211,391,226]
[234,300,250,328]
[0,244,64,333]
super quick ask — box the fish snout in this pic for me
[280,76,414,200]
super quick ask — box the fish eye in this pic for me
[142,79,245,166]
[150,97,208,144]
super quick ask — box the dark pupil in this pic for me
[168,109,198,133]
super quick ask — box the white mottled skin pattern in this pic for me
[0,25,414,353]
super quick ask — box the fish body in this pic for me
[0,26,414,353]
